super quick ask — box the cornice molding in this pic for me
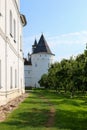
[0,27,6,41]
[12,0,20,16]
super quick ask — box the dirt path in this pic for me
[40,95,56,128]
[0,92,56,128]
[45,106,55,128]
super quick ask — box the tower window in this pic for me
[35,63,37,67]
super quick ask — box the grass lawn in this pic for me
[0,89,87,130]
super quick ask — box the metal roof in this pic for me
[32,34,54,55]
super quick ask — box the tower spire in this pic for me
[32,39,37,53]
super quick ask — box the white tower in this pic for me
[24,34,55,88]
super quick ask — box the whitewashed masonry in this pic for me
[24,34,55,88]
[0,0,26,105]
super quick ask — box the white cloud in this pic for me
[47,30,87,45]
[23,30,87,61]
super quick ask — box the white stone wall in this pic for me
[24,65,32,87]
[0,35,5,91]
[24,53,54,88]
[15,0,20,9]
[0,0,5,33]
[31,53,54,87]
[0,0,25,106]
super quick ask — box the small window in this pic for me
[0,13,1,16]
[35,63,37,67]
[0,0,2,17]
[20,35,22,51]
[10,67,13,89]
[15,69,17,88]
[21,78,22,89]
[14,19,16,42]
[28,70,30,74]
[10,10,13,37]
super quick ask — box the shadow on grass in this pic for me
[33,90,87,107]
[1,109,49,128]
[1,108,87,130]
[55,109,87,130]
[0,90,87,130]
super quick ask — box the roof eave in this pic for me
[31,52,55,56]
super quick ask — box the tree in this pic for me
[39,44,87,97]
[38,74,49,89]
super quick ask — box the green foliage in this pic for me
[38,45,87,97]
[38,74,49,89]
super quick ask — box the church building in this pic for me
[24,34,55,88]
[0,0,26,105]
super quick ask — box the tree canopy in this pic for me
[38,45,87,97]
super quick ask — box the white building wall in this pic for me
[0,0,25,105]
[15,0,20,9]
[0,0,5,33]
[18,59,25,94]
[25,53,54,88]
[24,65,32,87]
[0,35,5,91]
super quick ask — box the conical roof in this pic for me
[34,39,37,46]
[32,34,54,55]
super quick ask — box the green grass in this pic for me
[0,89,87,130]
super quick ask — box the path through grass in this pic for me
[0,90,87,130]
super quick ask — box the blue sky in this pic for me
[20,0,87,61]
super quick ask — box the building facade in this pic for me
[0,0,26,105]
[24,34,55,88]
